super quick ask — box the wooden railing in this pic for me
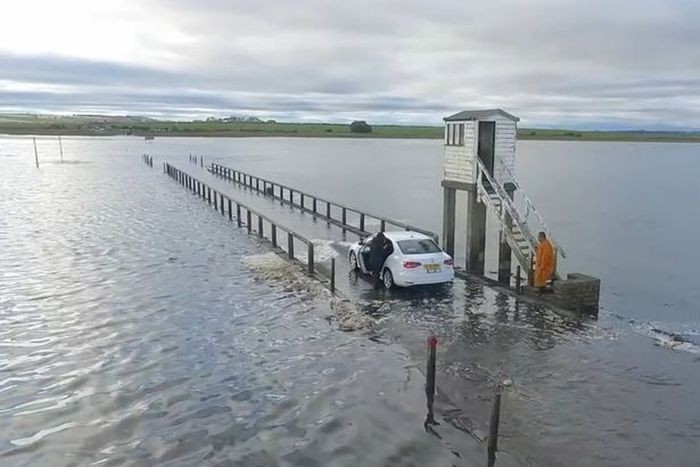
[164,162,317,275]
[208,162,439,243]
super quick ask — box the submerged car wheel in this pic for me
[349,252,359,271]
[383,269,395,289]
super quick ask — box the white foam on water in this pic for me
[242,252,374,332]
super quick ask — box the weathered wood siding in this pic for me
[443,121,476,184]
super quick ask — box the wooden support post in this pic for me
[487,385,503,467]
[498,188,515,285]
[258,216,264,238]
[301,193,305,209]
[214,191,218,211]
[289,189,294,204]
[360,213,365,232]
[207,187,212,205]
[228,199,232,220]
[271,224,277,247]
[515,265,522,294]
[256,178,260,191]
[287,233,294,259]
[528,253,534,287]
[237,204,242,227]
[466,189,487,275]
[307,242,314,274]
[33,137,39,168]
[442,186,456,257]
[342,207,347,226]
[312,198,317,214]
[380,219,386,232]
[220,194,225,215]
[58,136,64,163]
[326,202,331,219]
[246,210,252,233]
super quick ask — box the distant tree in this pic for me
[350,120,372,133]
[266,119,277,124]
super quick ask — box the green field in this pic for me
[1,114,699,142]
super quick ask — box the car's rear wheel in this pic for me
[349,252,359,271]
[382,269,395,289]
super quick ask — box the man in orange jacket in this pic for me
[534,231,555,292]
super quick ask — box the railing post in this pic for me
[247,210,252,233]
[271,224,277,247]
[258,216,264,238]
[380,220,386,232]
[301,193,305,209]
[312,198,317,214]
[289,189,294,204]
[228,199,232,220]
[330,258,336,292]
[342,207,347,225]
[214,191,218,211]
[287,233,294,259]
[326,202,331,219]
[236,204,242,227]
[256,178,260,191]
[220,193,225,215]
[307,242,314,274]
[360,213,365,232]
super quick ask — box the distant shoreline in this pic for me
[1,115,699,143]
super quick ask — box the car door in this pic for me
[358,234,375,273]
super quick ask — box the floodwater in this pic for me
[2,135,700,466]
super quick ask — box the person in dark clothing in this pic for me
[369,232,392,288]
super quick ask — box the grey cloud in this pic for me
[2,0,700,128]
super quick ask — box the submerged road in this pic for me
[176,156,700,467]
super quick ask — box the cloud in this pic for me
[1,0,699,128]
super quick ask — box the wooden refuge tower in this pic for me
[441,108,600,312]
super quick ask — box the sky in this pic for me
[1,0,699,129]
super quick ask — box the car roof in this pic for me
[382,230,434,242]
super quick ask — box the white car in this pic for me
[348,231,454,289]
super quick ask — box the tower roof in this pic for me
[444,108,519,122]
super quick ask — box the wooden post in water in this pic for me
[487,384,503,467]
[287,233,294,259]
[330,258,336,292]
[271,224,277,247]
[307,243,314,274]
[33,137,39,168]
[246,210,252,233]
[236,204,242,227]
[228,199,233,220]
[58,136,64,163]
[258,216,264,238]
[425,336,438,427]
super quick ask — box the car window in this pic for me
[397,239,441,255]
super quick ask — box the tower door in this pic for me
[477,121,496,175]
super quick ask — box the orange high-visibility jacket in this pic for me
[535,239,555,287]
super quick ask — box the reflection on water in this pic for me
[0,142,488,466]
[2,136,699,467]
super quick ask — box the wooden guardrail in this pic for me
[208,162,439,243]
[164,162,316,275]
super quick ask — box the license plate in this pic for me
[424,263,441,273]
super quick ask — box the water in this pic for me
[2,135,700,466]
[0,140,490,466]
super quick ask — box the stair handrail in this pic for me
[495,159,567,259]
[474,158,539,254]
